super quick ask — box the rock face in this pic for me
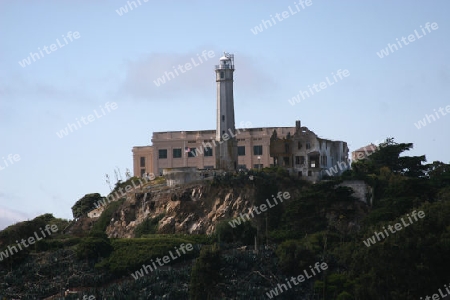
[339,180,373,205]
[99,179,370,239]
[105,182,255,238]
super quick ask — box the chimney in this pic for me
[296,120,301,129]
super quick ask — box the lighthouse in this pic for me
[215,52,237,171]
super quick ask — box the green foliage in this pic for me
[214,219,256,245]
[35,237,80,251]
[282,182,355,235]
[140,233,214,244]
[134,214,165,237]
[91,199,124,232]
[276,239,316,276]
[314,273,355,300]
[76,236,113,260]
[189,244,221,300]
[0,214,68,268]
[340,201,450,299]
[353,138,427,178]
[427,161,450,188]
[96,237,198,275]
[71,193,103,218]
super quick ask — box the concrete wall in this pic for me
[163,167,200,187]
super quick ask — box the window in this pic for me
[295,156,300,164]
[298,142,302,149]
[238,164,247,170]
[188,148,197,157]
[220,72,224,79]
[285,143,289,153]
[188,140,196,143]
[283,157,289,166]
[253,145,263,155]
[140,157,145,167]
[173,148,182,158]
[204,165,214,170]
[253,164,263,169]
[238,146,246,156]
[158,149,167,159]
[222,115,225,121]
[204,147,213,156]
[140,169,146,176]
[306,143,311,149]
[308,170,312,176]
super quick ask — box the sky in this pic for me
[1,0,449,230]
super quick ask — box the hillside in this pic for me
[1,139,449,299]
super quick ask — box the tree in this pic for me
[76,231,112,260]
[71,193,103,218]
[352,138,427,178]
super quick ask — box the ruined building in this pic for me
[132,53,294,176]
[132,54,348,181]
[270,120,349,182]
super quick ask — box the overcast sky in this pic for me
[1,0,449,230]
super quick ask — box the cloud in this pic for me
[120,48,276,101]
[0,71,97,105]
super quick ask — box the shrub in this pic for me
[134,214,165,237]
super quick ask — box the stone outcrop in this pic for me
[104,182,255,238]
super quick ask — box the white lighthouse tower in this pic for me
[215,52,237,171]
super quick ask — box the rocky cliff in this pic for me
[103,181,257,238]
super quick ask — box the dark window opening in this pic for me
[173,148,182,158]
[158,149,167,159]
[253,145,263,155]
[188,148,197,157]
[204,147,213,156]
[238,146,246,156]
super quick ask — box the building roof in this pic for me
[152,127,295,134]
[353,143,377,152]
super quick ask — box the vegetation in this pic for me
[134,214,165,237]
[214,218,256,245]
[189,244,221,300]
[95,237,199,275]
[1,138,449,299]
[91,198,125,232]
[71,193,103,218]
[0,214,69,269]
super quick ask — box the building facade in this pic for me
[131,53,349,181]
[270,120,349,182]
[132,126,296,177]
